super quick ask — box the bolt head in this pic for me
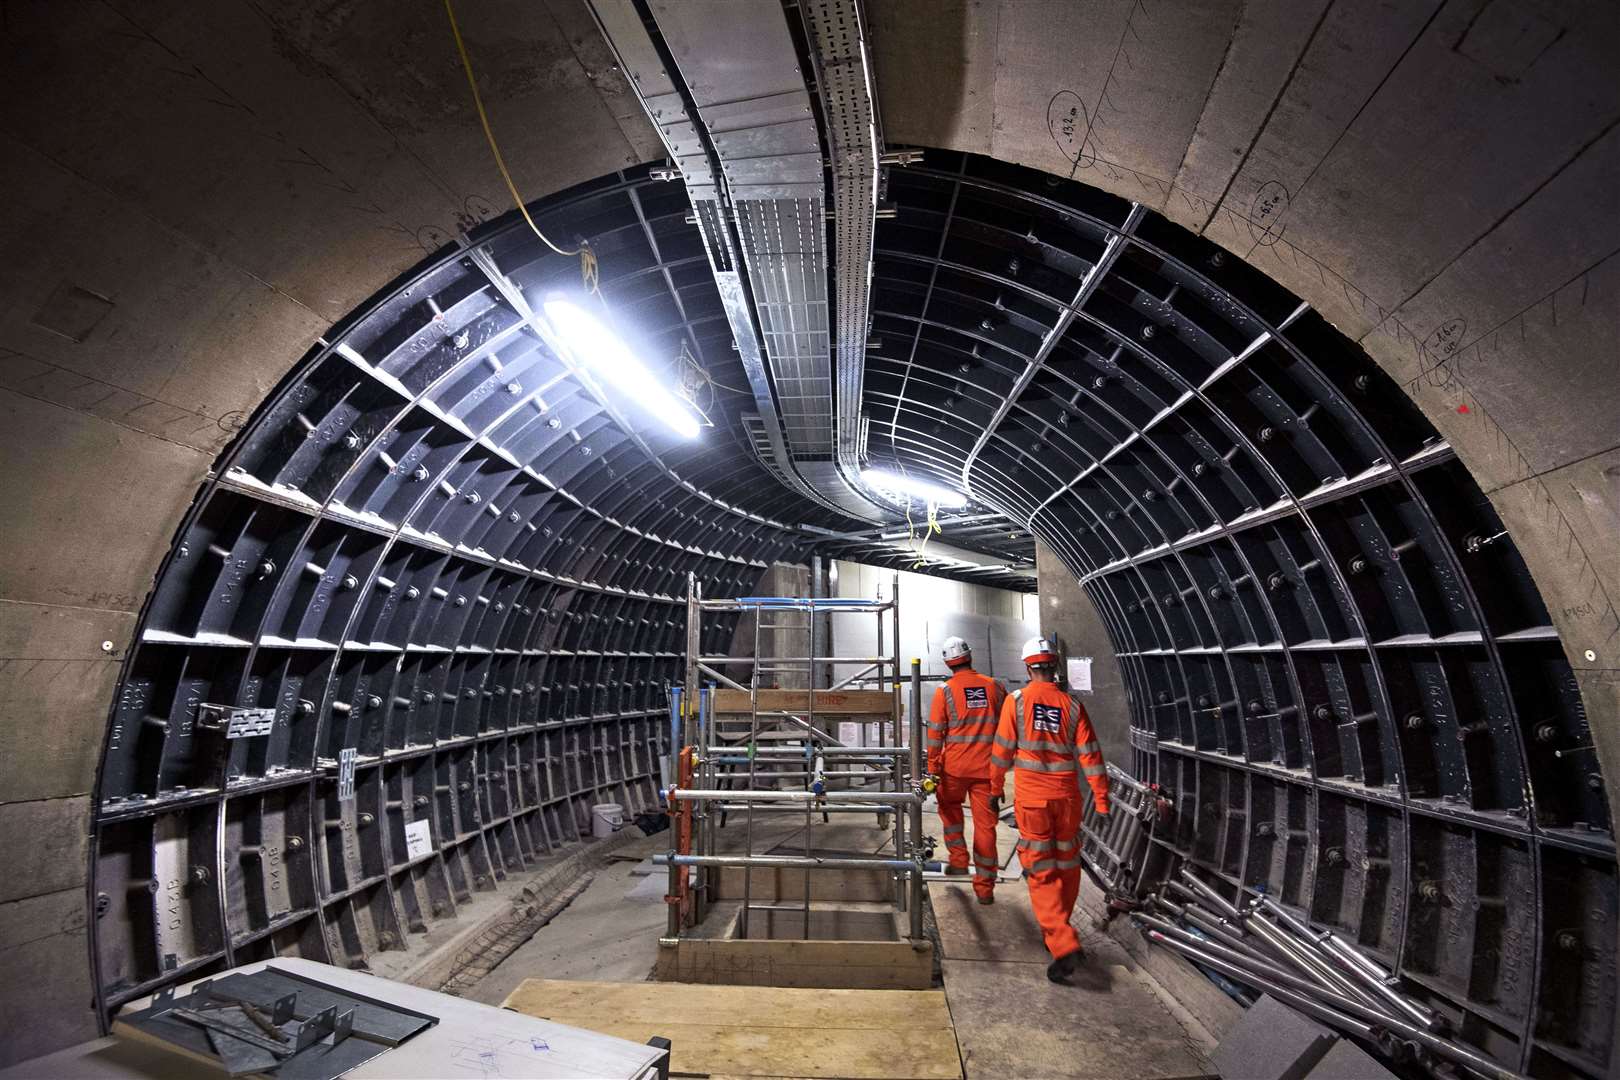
[100,640,115,653]
[1584,649,1598,662]
[405,586,420,600]
[341,574,359,590]
[412,465,430,482]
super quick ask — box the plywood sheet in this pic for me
[502,979,962,1079]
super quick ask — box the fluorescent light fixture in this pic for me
[861,468,969,509]
[542,298,700,439]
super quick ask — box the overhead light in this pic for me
[860,468,968,509]
[542,298,700,439]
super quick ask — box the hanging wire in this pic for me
[904,498,944,570]
[444,0,598,294]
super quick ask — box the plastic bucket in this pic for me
[591,802,624,838]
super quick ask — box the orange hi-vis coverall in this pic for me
[989,682,1110,960]
[928,668,1007,897]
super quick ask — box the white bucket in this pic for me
[591,802,624,838]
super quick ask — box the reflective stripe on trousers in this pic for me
[938,774,999,899]
[1014,793,1084,959]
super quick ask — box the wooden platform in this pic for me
[502,979,963,1079]
[654,934,933,990]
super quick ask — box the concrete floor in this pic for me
[465,797,1218,1078]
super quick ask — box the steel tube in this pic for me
[1149,897,1264,960]
[721,747,909,757]
[654,853,917,873]
[1142,929,1527,1080]
[697,655,894,664]
[1242,909,1388,1013]
[830,663,877,690]
[703,767,888,778]
[1176,869,1244,922]
[716,803,898,814]
[1258,894,1438,1032]
[1315,929,1441,1032]
[665,787,920,805]
[696,663,748,691]
[1137,913,1391,1022]
[908,657,924,940]
[1142,927,1381,1040]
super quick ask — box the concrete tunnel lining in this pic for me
[0,1,1615,1075]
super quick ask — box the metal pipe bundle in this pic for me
[1138,872,1523,1080]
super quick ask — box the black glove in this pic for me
[988,795,1003,816]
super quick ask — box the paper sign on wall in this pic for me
[1067,656,1093,693]
[404,818,434,860]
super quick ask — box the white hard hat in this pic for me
[941,635,972,666]
[1022,635,1059,665]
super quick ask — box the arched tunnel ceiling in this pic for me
[77,149,1619,1079]
[0,0,1615,1072]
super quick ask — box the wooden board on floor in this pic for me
[502,979,962,1079]
[711,688,896,715]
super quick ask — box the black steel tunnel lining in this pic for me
[90,153,1611,1078]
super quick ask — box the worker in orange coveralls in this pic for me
[990,635,1110,983]
[927,636,1008,904]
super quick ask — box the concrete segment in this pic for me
[0,889,98,1066]
[1165,0,1332,234]
[0,600,133,803]
[0,797,90,905]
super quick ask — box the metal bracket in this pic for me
[197,703,276,738]
[337,749,357,801]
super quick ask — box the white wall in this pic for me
[830,561,1040,692]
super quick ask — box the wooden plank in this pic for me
[502,980,961,1079]
[655,938,933,990]
[711,689,896,716]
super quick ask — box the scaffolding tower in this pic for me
[659,573,929,943]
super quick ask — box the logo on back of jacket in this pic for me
[1033,703,1063,734]
[964,686,989,710]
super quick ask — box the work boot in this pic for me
[1045,950,1083,983]
[943,865,968,876]
[976,893,994,906]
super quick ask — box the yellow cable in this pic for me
[444,0,598,292]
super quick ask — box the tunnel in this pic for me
[1,2,1615,1078]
